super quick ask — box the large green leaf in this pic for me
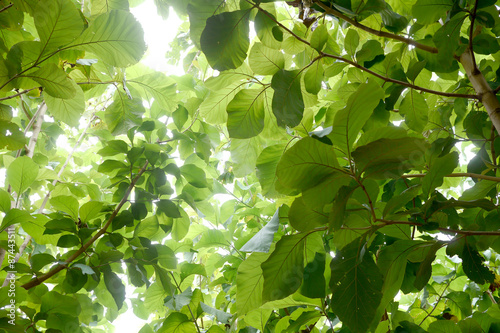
[161,312,198,333]
[7,156,39,195]
[127,72,177,111]
[276,137,342,191]
[328,79,384,154]
[29,64,76,99]
[352,137,428,179]
[256,144,286,197]
[261,233,307,302]
[90,0,129,16]
[399,90,428,132]
[71,10,146,67]
[200,10,251,71]
[248,42,285,75]
[103,270,126,310]
[460,243,495,285]
[40,291,81,316]
[236,252,268,316]
[50,195,79,220]
[412,0,453,24]
[226,88,266,139]
[0,120,25,150]
[271,69,304,127]
[104,95,145,135]
[44,80,85,127]
[289,196,328,232]
[34,0,84,55]
[329,240,383,333]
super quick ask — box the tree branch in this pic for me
[460,48,500,134]
[0,3,13,14]
[468,0,480,75]
[376,219,500,236]
[253,3,477,100]
[312,0,438,54]
[0,88,39,101]
[400,172,500,182]
[20,161,149,290]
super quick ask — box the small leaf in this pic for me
[180,164,208,188]
[310,24,328,51]
[422,152,458,198]
[271,69,304,127]
[79,201,103,223]
[460,243,495,285]
[44,81,85,127]
[0,121,25,150]
[304,61,324,95]
[161,312,198,333]
[344,29,359,57]
[200,10,251,71]
[57,234,80,247]
[105,96,145,135]
[412,0,453,24]
[41,291,81,316]
[7,156,39,195]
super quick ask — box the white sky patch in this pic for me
[131,1,184,75]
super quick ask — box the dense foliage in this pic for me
[1,0,500,332]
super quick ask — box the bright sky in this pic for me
[113,2,183,331]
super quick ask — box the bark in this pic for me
[460,49,500,134]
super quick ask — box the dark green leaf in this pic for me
[460,243,495,285]
[271,69,304,127]
[300,252,326,298]
[103,271,126,310]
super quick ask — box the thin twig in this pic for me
[491,125,497,167]
[252,3,477,99]
[20,161,149,290]
[312,0,438,54]
[400,172,500,182]
[0,3,12,13]
[0,88,39,101]
[169,272,202,333]
[375,219,500,236]
[418,279,453,326]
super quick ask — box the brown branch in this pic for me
[312,0,438,54]
[376,219,500,236]
[253,3,477,100]
[468,0,480,75]
[0,88,39,101]
[21,161,149,290]
[400,172,500,182]
[0,3,12,13]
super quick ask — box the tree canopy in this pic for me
[1,0,500,332]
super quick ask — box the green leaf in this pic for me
[127,72,177,111]
[200,302,232,324]
[241,208,280,252]
[179,263,206,281]
[261,233,306,302]
[0,121,25,151]
[414,242,442,290]
[329,240,383,333]
[328,80,384,154]
[356,40,384,66]
[256,144,286,197]
[427,320,461,333]
[44,81,85,127]
[105,96,145,135]
[79,201,103,223]
[304,61,324,95]
[180,164,208,188]
[0,209,32,232]
[7,156,39,195]
[226,88,266,139]
[161,312,198,333]
[50,195,79,220]
[34,0,84,54]
[276,137,340,191]
[103,271,126,310]
[300,252,326,298]
[248,42,285,75]
[71,10,146,67]
[90,0,129,16]
[383,184,421,217]
[473,33,500,55]
[399,90,428,132]
[156,199,181,218]
[344,29,359,57]
[236,252,268,315]
[200,10,251,71]
[310,24,328,51]
[460,180,497,201]
[460,243,495,285]
[134,215,159,238]
[445,291,472,319]
[41,291,81,316]
[29,64,76,99]
[57,234,80,247]
[30,253,56,271]
[412,0,453,24]
[289,196,328,232]
[352,137,428,179]
[422,152,458,198]
[271,69,304,127]
[0,189,12,213]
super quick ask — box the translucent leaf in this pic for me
[271,69,304,127]
[44,81,85,127]
[30,64,75,99]
[241,208,280,252]
[226,88,266,139]
[248,42,284,75]
[6,156,39,195]
[399,90,429,132]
